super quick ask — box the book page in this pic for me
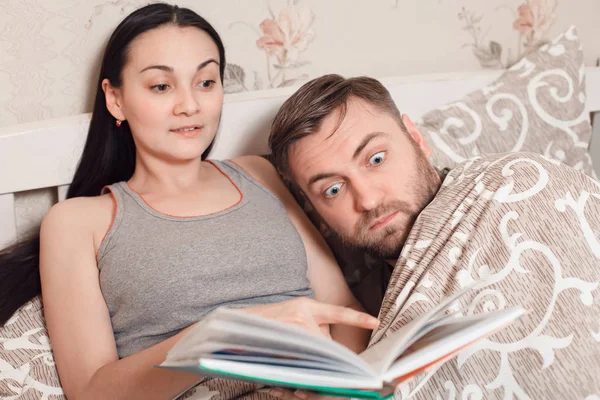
[205,353,358,373]
[165,307,374,377]
[359,312,430,376]
[360,282,481,375]
[188,341,339,365]
[381,307,524,382]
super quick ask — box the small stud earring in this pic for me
[116,119,122,127]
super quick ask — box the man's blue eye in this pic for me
[324,183,343,198]
[369,151,385,165]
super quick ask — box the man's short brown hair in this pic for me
[268,74,405,178]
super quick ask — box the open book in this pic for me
[158,287,525,399]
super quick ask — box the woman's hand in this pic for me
[240,297,379,338]
[241,299,374,400]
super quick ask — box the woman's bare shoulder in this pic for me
[231,155,283,190]
[42,194,115,238]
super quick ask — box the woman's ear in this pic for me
[401,114,433,158]
[102,78,126,121]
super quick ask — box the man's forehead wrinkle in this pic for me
[324,98,385,141]
[290,137,320,168]
[292,131,352,187]
[326,119,359,145]
[290,133,333,172]
[326,110,370,146]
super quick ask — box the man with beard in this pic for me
[267,74,600,399]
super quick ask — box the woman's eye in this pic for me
[369,151,386,166]
[324,183,343,198]
[198,80,215,88]
[151,84,170,92]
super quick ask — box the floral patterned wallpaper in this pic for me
[0,0,595,125]
[0,0,599,128]
[225,3,316,91]
[459,0,558,69]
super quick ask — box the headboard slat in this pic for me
[0,193,17,249]
[57,185,69,202]
[586,68,600,113]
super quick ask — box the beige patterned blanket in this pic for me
[374,152,600,400]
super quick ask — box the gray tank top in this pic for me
[97,160,314,358]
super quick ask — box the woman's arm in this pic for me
[40,195,376,399]
[232,155,375,353]
[40,198,202,400]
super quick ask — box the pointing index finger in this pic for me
[312,303,379,330]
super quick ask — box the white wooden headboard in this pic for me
[2,68,600,248]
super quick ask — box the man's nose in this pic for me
[352,177,384,212]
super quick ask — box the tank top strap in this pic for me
[210,159,285,207]
[97,182,128,264]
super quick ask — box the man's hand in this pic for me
[240,297,379,338]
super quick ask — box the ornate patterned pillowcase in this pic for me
[417,25,596,178]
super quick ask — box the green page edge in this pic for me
[192,364,395,399]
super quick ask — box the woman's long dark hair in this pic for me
[0,3,226,325]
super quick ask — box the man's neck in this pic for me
[384,168,446,270]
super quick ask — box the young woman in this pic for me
[0,4,377,399]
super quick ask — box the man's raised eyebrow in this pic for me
[139,58,219,74]
[308,172,337,187]
[352,132,388,160]
[307,132,388,186]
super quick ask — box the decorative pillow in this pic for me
[0,297,65,399]
[418,25,596,178]
[280,25,597,314]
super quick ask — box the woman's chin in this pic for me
[157,149,208,163]
[171,141,214,160]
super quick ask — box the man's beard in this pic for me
[334,200,417,259]
[333,149,440,260]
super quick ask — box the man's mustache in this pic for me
[357,200,414,231]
